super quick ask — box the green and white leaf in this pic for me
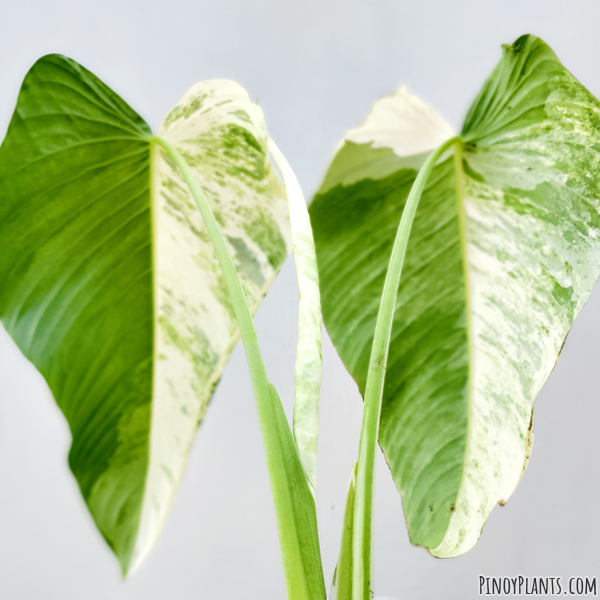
[268,139,322,496]
[310,35,600,557]
[0,55,291,573]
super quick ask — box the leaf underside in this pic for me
[0,55,291,572]
[311,35,600,557]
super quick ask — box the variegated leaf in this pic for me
[310,35,600,557]
[0,55,291,573]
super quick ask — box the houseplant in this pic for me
[1,33,598,599]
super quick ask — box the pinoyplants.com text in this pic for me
[478,576,597,596]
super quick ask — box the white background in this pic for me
[0,1,599,598]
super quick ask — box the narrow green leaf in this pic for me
[268,139,322,496]
[0,55,291,573]
[265,383,327,600]
[310,34,600,558]
[330,463,357,600]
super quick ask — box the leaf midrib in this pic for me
[431,138,473,551]
[127,135,161,574]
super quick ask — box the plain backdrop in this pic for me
[0,1,599,599]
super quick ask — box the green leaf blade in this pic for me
[311,130,467,552]
[0,54,154,570]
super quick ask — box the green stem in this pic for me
[351,136,462,600]
[153,137,326,600]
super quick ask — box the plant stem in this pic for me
[351,136,462,600]
[153,136,326,600]
[153,137,268,391]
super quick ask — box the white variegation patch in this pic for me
[130,81,291,571]
[346,86,454,157]
[432,102,600,555]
